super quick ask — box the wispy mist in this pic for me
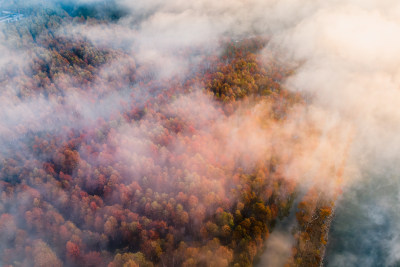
[1,0,400,266]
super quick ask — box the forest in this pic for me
[0,1,352,267]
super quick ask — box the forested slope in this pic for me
[0,4,339,267]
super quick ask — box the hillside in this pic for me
[0,2,352,267]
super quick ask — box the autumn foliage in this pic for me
[0,7,302,267]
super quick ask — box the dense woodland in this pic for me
[0,4,334,267]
